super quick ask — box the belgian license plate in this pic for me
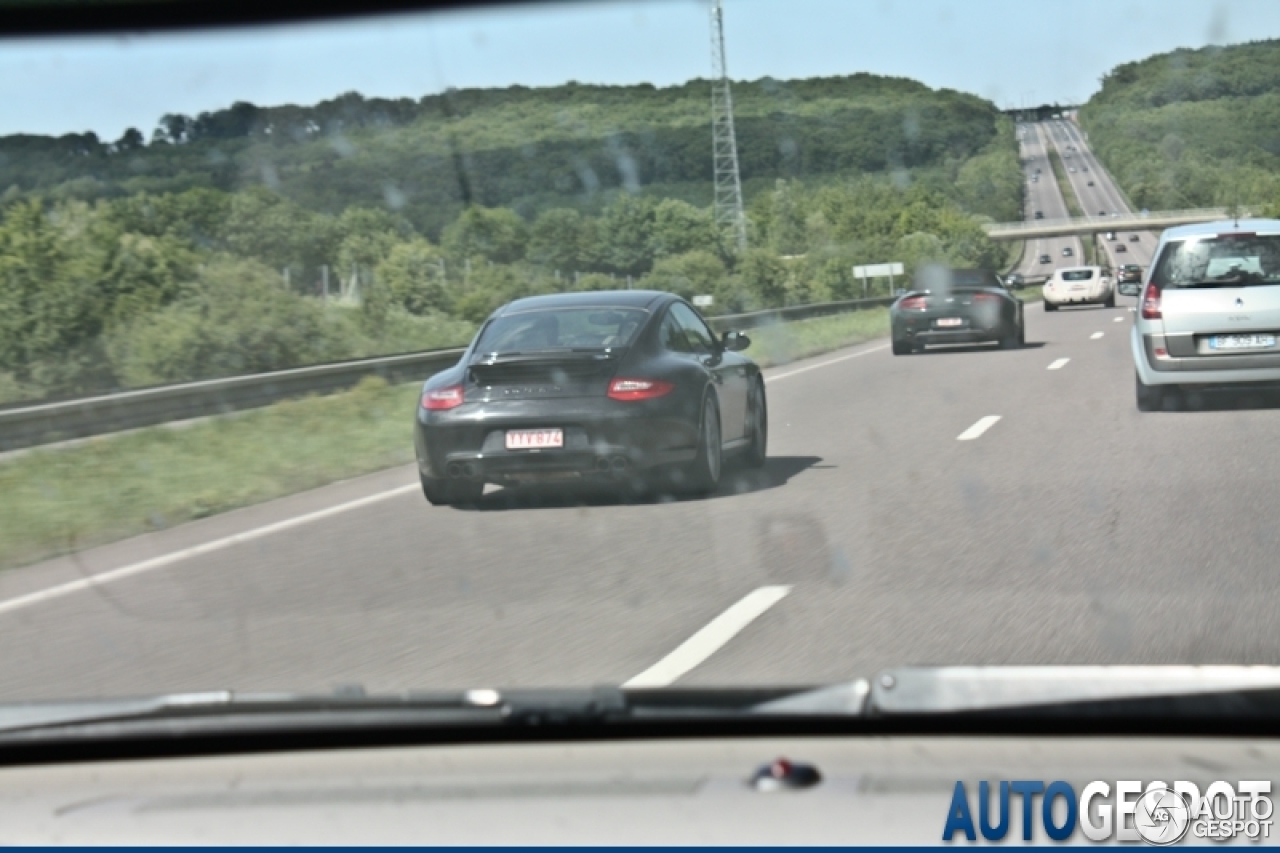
[1209,334,1277,350]
[936,317,964,328]
[505,428,563,450]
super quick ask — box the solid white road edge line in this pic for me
[1048,358,1070,370]
[0,484,420,616]
[767,344,890,383]
[623,585,793,688]
[957,415,1002,441]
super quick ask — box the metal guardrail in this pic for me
[0,296,898,453]
[984,208,1251,240]
[0,348,465,453]
[708,295,896,332]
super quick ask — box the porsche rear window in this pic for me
[475,307,648,353]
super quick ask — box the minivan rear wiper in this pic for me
[1177,276,1277,288]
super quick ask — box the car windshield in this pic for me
[474,307,647,354]
[3,0,1280,742]
[1151,234,1280,287]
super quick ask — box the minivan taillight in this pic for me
[1140,282,1162,320]
[608,379,674,401]
[899,296,927,310]
[422,385,464,410]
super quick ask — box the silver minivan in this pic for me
[1133,219,1280,410]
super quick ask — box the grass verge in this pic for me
[0,378,421,572]
[0,309,892,572]
[1047,149,1084,219]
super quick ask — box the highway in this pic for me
[1042,118,1160,269]
[4,292,1280,700]
[1014,122,1084,277]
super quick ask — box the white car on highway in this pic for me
[1133,219,1280,411]
[1043,265,1115,311]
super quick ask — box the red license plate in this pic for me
[505,429,564,450]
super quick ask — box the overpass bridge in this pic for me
[983,208,1256,241]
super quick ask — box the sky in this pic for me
[1,0,1279,140]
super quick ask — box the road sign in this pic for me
[853,262,904,278]
[852,262,905,297]
[693,294,714,307]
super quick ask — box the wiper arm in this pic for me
[866,665,1280,717]
[7,668,1280,747]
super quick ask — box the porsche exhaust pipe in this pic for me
[595,457,612,472]
[446,462,463,478]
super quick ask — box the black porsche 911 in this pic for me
[414,290,767,506]
[889,267,1026,355]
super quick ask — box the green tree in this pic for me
[649,199,719,259]
[738,248,788,307]
[441,205,528,264]
[527,208,597,271]
[766,179,808,255]
[374,239,447,315]
[638,250,727,302]
[596,194,656,275]
[105,255,354,386]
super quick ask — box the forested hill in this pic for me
[1079,38,1280,211]
[0,74,1007,236]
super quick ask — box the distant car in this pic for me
[1062,247,1075,257]
[1005,272,1025,289]
[1106,231,1116,241]
[890,267,1025,354]
[1031,176,1039,183]
[1115,244,1127,253]
[1039,254,1052,264]
[1069,167,1077,173]
[1098,210,1107,216]
[1117,264,1143,295]
[1035,168,1042,174]
[1129,234,1140,242]
[1088,180,1095,186]
[1034,211,1044,219]
[1044,265,1116,311]
[1082,166,1089,172]
[413,290,766,504]
[1133,219,1280,411]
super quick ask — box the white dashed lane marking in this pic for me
[957,416,1002,441]
[623,585,793,687]
[1048,358,1070,370]
[1091,332,1105,340]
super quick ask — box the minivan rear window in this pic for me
[1061,269,1095,281]
[1151,234,1280,288]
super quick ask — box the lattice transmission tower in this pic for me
[710,0,747,252]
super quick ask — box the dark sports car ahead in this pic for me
[414,290,767,506]
[889,267,1026,355]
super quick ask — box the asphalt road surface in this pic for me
[1015,122,1084,277]
[4,292,1280,702]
